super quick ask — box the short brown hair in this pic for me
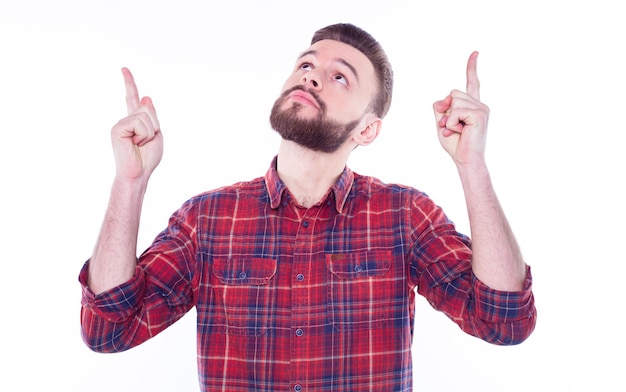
[311,23,393,118]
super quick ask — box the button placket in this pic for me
[291,207,325,392]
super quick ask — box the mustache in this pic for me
[281,85,326,110]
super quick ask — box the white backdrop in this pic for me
[1,0,624,391]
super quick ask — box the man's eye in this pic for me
[334,74,347,86]
[300,63,312,71]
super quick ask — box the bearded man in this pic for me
[80,23,536,392]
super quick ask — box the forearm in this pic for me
[458,161,526,291]
[88,177,148,294]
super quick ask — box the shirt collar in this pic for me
[265,156,355,213]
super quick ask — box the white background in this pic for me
[1,0,624,391]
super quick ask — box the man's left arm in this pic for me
[433,51,526,291]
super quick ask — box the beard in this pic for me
[269,86,361,153]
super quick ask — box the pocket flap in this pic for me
[213,258,277,285]
[326,251,391,279]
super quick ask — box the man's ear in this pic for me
[356,116,382,146]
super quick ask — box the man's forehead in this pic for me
[298,40,374,78]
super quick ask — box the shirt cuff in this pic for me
[473,265,535,323]
[78,260,145,322]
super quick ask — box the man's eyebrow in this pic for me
[297,50,360,82]
[298,49,317,60]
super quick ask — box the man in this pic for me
[79,23,536,391]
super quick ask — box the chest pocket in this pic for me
[211,257,277,336]
[325,250,393,331]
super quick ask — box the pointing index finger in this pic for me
[466,51,480,100]
[122,67,140,114]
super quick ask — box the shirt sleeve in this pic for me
[79,262,145,322]
[79,198,199,353]
[408,193,536,345]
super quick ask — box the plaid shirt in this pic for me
[80,157,536,391]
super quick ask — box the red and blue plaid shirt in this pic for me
[80,157,536,391]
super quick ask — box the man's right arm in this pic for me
[87,68,163,294]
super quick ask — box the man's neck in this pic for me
[276,140,350,208]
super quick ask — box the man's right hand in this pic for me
[111,67,163,182]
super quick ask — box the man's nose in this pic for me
[301,72,321,90]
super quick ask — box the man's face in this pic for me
[270,39,378,153]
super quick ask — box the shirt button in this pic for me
[354,265,363,273]
[295,328,304,337]
[238,272,247,280]
[296,273,305,281]
[302,220,309,228]
[294,384,302,392]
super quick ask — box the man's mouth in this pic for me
[288,90,321,109]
